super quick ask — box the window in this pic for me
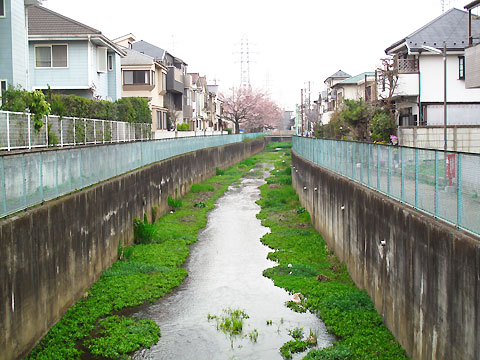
[459,56,465,80]
[151,71,155,86]
[107,54,113,71]
[1,80,7,106]
[163,112,167,129]
[157,111,162,129]
[0,0,5,17]
[123,70,151,85]
[97,47,107,72]
[162,73,167,91]
[35,45,68,68]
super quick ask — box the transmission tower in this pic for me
[239,35,251,89]
[441,0,451,12]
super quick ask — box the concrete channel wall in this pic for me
[292,151,480,360]
[0,139,264,360]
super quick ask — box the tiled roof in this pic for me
[336,72,375,85]
[326,70,351,79]
[386,8,480,53]
[131,41,165,62]
[121,48,155,66]
[28,5,101,36]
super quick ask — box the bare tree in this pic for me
[377,57,399,124]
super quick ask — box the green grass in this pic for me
[255,143,409,360]
[27,152,263,359]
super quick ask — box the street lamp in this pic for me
[422,43,447,153]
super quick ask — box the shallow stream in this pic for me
[133,166,334,359]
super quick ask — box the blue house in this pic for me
[27,5,125,100]
[0,0,39,99]
[0,1,125,101]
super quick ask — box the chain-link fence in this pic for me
[0,110,152,150]
[0,132,262,218]
[293,136,480,236]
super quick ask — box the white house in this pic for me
[381,8,480,126]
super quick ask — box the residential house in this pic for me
[382,8,480,126]
[0,0,39,99]
[113,34,169,136]
[207,84,223,131]
[465,1,480,89]
[190,73,209,130]
[332,72,377,105]
[131,40,189,128]
[320,70,351,124]
[27,5,125,100]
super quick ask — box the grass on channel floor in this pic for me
[256,142,409,360]
[27,151,265,360]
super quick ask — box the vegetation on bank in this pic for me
[257,142,408,359]
[27,155,262,359]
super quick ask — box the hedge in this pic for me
[1,87,152,124]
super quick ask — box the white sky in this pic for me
[43,0,467,109]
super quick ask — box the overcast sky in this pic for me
[43,0,468,109]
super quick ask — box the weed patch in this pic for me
[256,144,408,360]
[28,152,261,359]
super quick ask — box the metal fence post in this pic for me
[45,115,49,146]
[388,146,391,194]
[401,147,405,202]
[73,118,76,146]
[367,144,371,186]
[60,118,64,147]
[1,157,7,214]
[377,146,380,190]
[55,151,59,197]
[22,154,27,207]
[40,152,44,201]
[94,120,97,145]
[457,153,462,228]
[84,119,87,144]
[6,112,10,151]
[435,151,439,217]
[415,148,419,208]
[102,120,105,144]
[27,113,32,149]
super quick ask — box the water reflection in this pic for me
[133,168,333,360]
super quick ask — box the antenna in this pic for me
[440,0,451,12]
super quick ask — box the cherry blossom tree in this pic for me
[220,88,282,133]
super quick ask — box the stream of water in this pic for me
[133,167,334,360]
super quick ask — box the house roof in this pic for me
[385,8,480,53]
[28,5,101,35]
[131,40,166,62]
[325,70,351,82]
[121,48,155,66]
[28,6,125,55]
[336,72,375,86]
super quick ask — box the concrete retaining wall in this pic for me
[292,151,480,360]
[0,139,264,360]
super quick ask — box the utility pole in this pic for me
[301,89,304,136]
[443,42,447,153]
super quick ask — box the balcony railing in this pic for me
[396,57,419,74]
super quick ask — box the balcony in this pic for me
[166,67,184,94]
[466,43,480,88]
[396,56,418,74]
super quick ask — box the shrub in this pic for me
[167,196,182,209]
[176,123,189,131]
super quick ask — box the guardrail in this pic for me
[293,136,480,236]
[0,132,262,218]
[0,110,152,151]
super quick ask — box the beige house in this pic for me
[114,34,169,135]
[332,72,377,106]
